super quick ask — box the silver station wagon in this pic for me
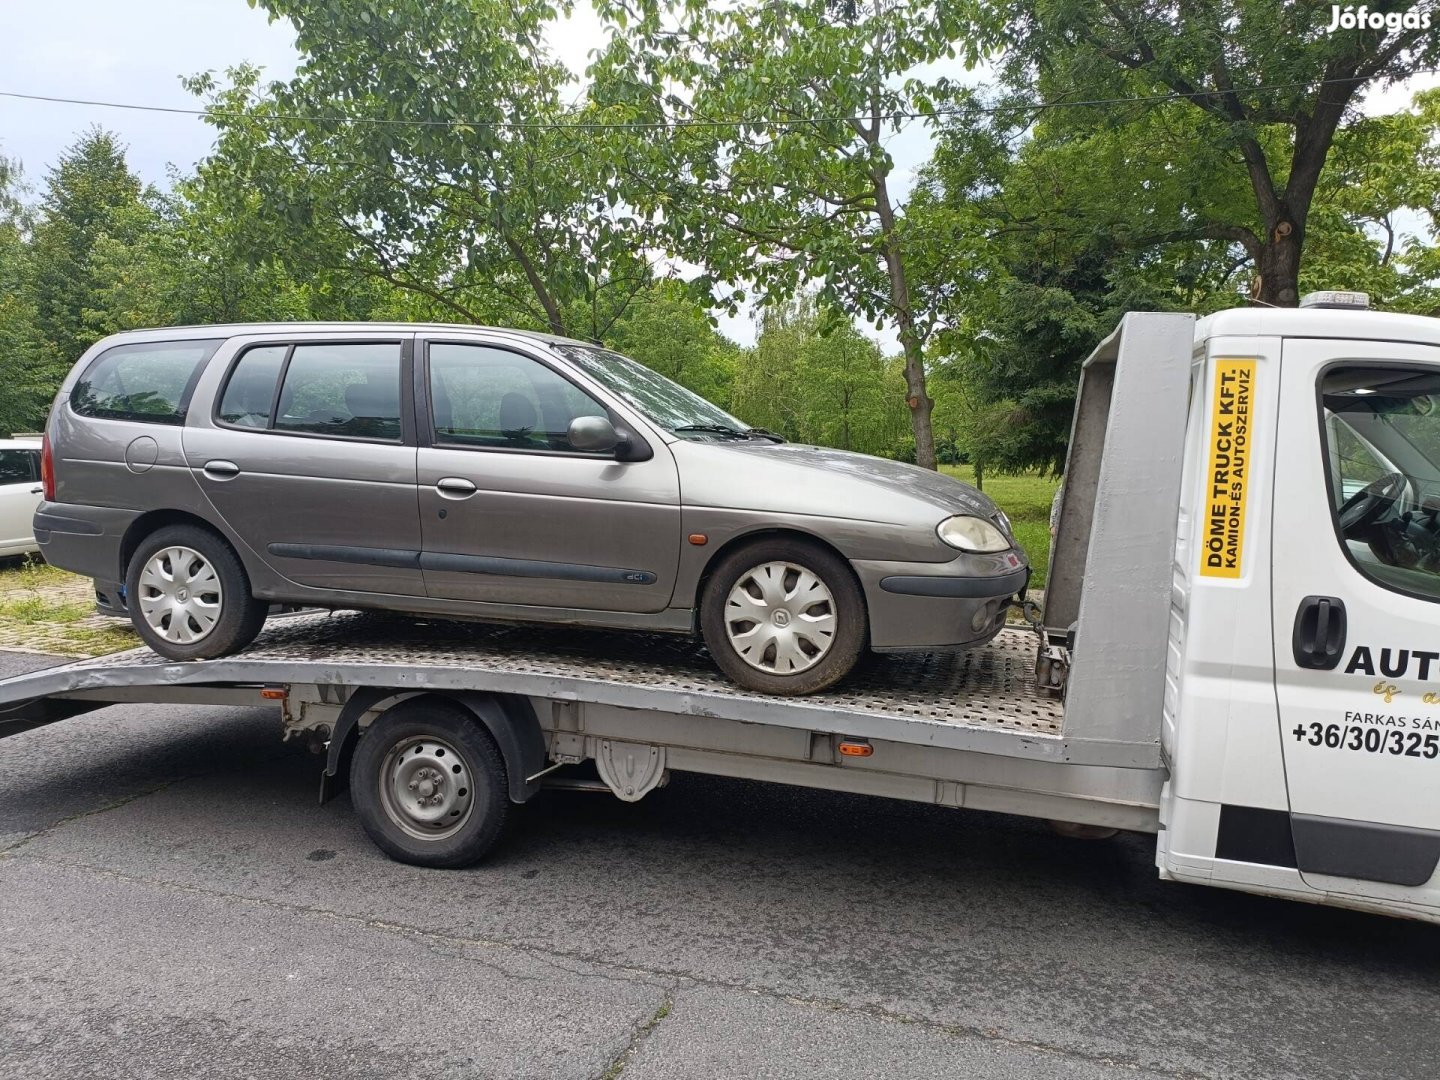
[36,324,1028,694]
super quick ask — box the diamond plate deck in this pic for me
[41,611,1064,740]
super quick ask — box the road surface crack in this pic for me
[598,985,676,1080]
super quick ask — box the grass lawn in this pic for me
[0,557,136,655]
[940,465,1060,589]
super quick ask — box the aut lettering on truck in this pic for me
[1201,359,1257,579]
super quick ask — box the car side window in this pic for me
[428,343,610,453]
[217,345,287,428]
[71,340,222,425]
[273,343,403,440]
[1321,365,1440,601]
[0,450,36,484]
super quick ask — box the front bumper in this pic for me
[852,550,1029,651]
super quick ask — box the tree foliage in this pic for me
[196,0,658,339]
[589,0,984,468]
[963,0,1440,306]
[731,296,909,457]
[1,4,1438,471]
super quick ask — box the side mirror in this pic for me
[567,415,622,454]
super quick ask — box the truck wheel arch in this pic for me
[322,688,545,806]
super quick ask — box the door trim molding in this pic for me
[267,542,658,586]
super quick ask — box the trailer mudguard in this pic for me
[320,687,545,806]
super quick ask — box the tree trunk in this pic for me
[897,329,936,470]
[1254,216,1303,307]
[872,174,937,470]
[503,233,568,335]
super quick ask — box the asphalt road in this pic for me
[1,649,1437,1079]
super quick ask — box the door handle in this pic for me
[1293,595,1347,670]
[28,486,42,495]
[202,460,240,481]
[436,477,477,498]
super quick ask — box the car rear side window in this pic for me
[272,343,403,441]
[0,450,37,484]
[428,343,609,452]
[71,339,221,425]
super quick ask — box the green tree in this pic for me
[197,0,656,337]
[591,0,983,468]
[28,128,149,364]
[0,154,54,433]
[967,0,1440,306]
[603,279,740,407]
[733,296,907,456]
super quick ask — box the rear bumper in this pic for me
[32,501,137,586]
[853,552,1029,651]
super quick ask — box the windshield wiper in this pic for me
[743,427,786,443]
[671,424,749,440]
[671,423,787,443]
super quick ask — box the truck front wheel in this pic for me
[350,699,510,868]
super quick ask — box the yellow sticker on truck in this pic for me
[1200,358,1256,578]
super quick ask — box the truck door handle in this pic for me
[28,486,42,494]
[436,477,477,498]
[1293,595,1347,670]
[202,460,240,481]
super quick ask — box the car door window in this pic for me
[273,343,403,440]
[0,450,35,485]
[428,344,610,453]
[217,345,288,428]
[1321,365,1440,600]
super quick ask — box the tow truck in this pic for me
[4,297,1439,923]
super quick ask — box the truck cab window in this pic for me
[1321,365,1440,600]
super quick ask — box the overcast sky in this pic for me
[1,2,1435,346]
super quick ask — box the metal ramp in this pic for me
[0,612,1073,761]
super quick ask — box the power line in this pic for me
[0,68,1434,132]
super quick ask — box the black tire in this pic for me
[350,699,510,869]
[124,523,267,661]
[700,536,867,695]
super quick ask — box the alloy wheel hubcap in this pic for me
[137,546,223,644]
[380,736,474,841]
[724,560,838,675]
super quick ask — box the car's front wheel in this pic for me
[700,537,867,695]
[124,523,267,660]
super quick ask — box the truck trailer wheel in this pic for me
[350,699,509,868]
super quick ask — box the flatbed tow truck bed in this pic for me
[0,611,1161,834]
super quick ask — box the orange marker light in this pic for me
[838,739,873,757]
[688,534,708,546]
[260,687,288,701]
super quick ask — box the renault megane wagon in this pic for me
[35,324,1028,694]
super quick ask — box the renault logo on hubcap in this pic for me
[772,609,791,627]
[177,588,188,602]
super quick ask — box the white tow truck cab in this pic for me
[2,298,1438,923]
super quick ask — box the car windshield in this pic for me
[553,343,751,438]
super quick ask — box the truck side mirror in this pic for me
[567,415,621,454]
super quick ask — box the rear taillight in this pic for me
[40,434,54,501]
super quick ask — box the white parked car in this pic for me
[0,437,44,557]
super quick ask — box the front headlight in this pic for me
[937,515,1010,553]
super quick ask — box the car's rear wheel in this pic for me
[700,537,867,695]
[124,524,267,660]
[350,699,510,868]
